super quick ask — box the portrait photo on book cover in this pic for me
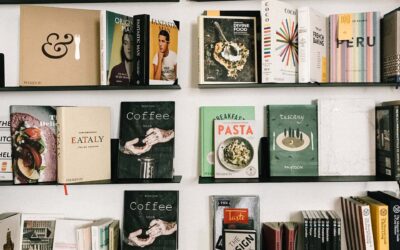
[108,28,133,85]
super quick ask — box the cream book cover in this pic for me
[20,6,100,86]
[56,107,110,184]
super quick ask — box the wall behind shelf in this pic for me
[0,1,400,250]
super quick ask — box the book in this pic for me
[76,224,92,250]
[348,197,375,250]
[100,11,134,85]
[382,8,400,83]
[0,213,20,250]
[0,116,12,181]
[20,214,60,250]
[123,190,178,250]
[262,222,282,250]
[10,106,57,184]
[267,105,318,176]
[198,15,258,84]
[200,106,255,177]
[56,107,111,184]
[117,102,175,179]
[261,0,298,83]
[133,15,179,85]
[317,98,375,176]
[91,218,114,250]
[214,120,259,178]
[20,5,101,86]
[283,222,297,250]
[53,219,94,250]
[211,195,260,250]
[301,211,309,250]
[330,12,380,82]
[108,220,120,250]
[298,7,329,83]
[224,229,257,250]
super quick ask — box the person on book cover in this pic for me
[152,30,177,82]
[126,219,177,247]
[109,30,133,85]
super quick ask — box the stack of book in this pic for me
[262,222,298,250]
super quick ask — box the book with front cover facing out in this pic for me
[123,191,178,250]
[20,5,100,86]
[118,102,174,180]
[0,213,21,250]
[267,105,318,176]
[56,107,111,184]
[382,9,400,83]
[0,116,12,181]
[198,15,258,84]
[200,106,255,177]
[10,106,57,184]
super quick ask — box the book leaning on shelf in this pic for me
[0,213,20,250]
[0,116,12,181]
[382,7,400,83]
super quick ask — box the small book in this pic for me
[53,219,94,250]
[262,222,283,250]
[91,218,114,250]
[0,213,20,250]
[0,116,12,181]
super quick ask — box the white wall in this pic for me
[0,0,400,249]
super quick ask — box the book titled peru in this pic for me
[56,107,111,184]
[330,12,380,82]
[214,120,258,178]
[10,106,57,184]
[382,8,400,83]
[0,116,12,181]
[261,0,298,83]
[20,6,100,86]
[123,191,178,250]
[267,105,318,176]
[200,106,255,177]
[118,102,174,180]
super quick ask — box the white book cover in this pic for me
[91,218,113,250]
[298,7,329,83]
[261,0,298,83]
[214,120,258,178]
[0,213,21,250]
[317,98,375,175]
[76,225,92,250]
[350,198,375,250]
[53,219,94,250]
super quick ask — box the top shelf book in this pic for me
[0,0,178,3]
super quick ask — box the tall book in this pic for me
[261,0,298,83]
[100,11,134,85]
[0,213,21,250]
[56,107,111,184]
[20,6,100,86]
[117,102,175,180]
[0,116,12,181]
[20,214,60,250]
[267,105,318,176]
[200,106,255,177]
[198,15,258,84]
[123,191,178,250]
[348,197,375,250]
[10,106,57,184]
[330,12,380,82]
[91,218,114,250]
[282,222,298,250]
[214,120,259,178]
[262,222,283,250]
[382,8,400,83]
[53,219,94,250]
[108,220,120,250]
[298,7,329,83]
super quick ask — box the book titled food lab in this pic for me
[261,0,298,83]
[123,191,178,250]
[117,102,175,180]
[382,8,400,83]
[56,106,111,184]
[0,116,12,181]
[10,106,57,184]
[198,15,258,84]
[214,120,258,178]
[267,105,318,176]
[298,7,329,83]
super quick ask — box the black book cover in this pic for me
[117,102,174,179]
[0,53,4,87]
[132,14,150,85]
[123,191,178,250]
[367,191,400,250]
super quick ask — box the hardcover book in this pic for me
[214,120,259,178]
[0,116,12,181]
[198,15,258,84]
[262,222,283,250]
[91,218,114,250]
[267,105,318,176]
[382,8,400,83]
[200,106,255,177]
[108,220,120,250]
[298,7,329,83]
[118,102,175,180]
[76,224,92,250]
[123,191,178,250]
[100,11,134,85]
[10,106,57,184]
[0,213,21,250]
[20,214,60,250]
[56,107,111,184]
[261,0,298,83]
[330,12,380,82]
[282,222,298,250]
[53,219,93,250]
[20,6,100,86]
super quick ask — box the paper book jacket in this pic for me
[123,191,178,250]
[20,6,100,86]
[199,16,257,84]
[330,12,380,82]
[10,106,57,184]
[267,105,318,176]
[118,102,175,179]
[149,19,179,85]
[0,116,12,181]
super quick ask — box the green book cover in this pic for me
[267,105,318,176]
[200,106,255,177]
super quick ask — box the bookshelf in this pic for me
[198,82,400,88]
[0,84,181,91]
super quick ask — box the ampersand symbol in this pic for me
[41,33,74,59]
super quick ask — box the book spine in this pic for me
[77,229,85,250]
[303,212,309,250]
[91,226,99,250]
[376,206,390,250]
[56,108,65,183]
[360,205,375,250]
[100,11,107,85]
[298,7,311,83]
[394,106,400,178]
[261,0,272,83]
[132,15,150,85]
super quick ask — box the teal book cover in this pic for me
[200,106,255,177]
[267,105,318,176]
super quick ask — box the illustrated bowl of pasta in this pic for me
[217,137,254,171]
